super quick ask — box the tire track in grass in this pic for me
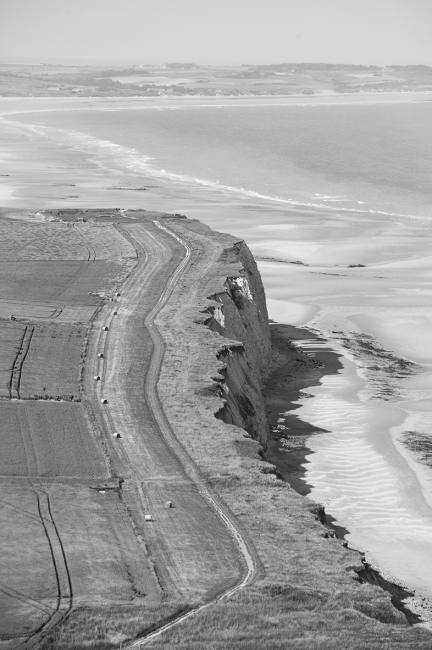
[71,223,96,261]
[123,220,256,648]
[18,487,73,649]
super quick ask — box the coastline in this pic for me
[2,95,432,636]
[263,321,432,627]
[2,90,432,117]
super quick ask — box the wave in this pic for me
[2,115,430,222]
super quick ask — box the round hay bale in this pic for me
[101,398,108,404]
[116,292,121,297]
[113,432,121,439]
[97,353,104,358]
[102,326,109,331]
[94,375,101,381]
[164,501,173,509]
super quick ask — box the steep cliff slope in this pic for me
[202,239,271,445]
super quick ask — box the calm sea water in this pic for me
[10,101,432,217]
[4,99,432,607]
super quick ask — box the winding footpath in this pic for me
[90,219,256,646]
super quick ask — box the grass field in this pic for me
[0,221,136,261]
[0,319,26,397]
[38,602,187,650]
[0,485,58,644]
[74,223,137,260]
[0,214,171,648]
[0,402,108,477]
[19,322,86,400]
[0,259,135,305]
[0,480,163,645]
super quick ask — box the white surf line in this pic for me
[123,220,256,648]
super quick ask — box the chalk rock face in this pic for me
[205,241,271,446]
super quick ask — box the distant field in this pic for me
[0,402,108,477]
[0,259,135,305]
[0,222,136,261]
[0,319,26,398]
[20,323,86,400]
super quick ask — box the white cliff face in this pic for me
[202,242,272,446]
[229,276,254,303]
[213,305,225,328]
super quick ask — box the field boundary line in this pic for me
[9,325,34,399]
[123,220,257,648]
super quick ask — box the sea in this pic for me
[2,96,432,608]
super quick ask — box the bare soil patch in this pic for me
[19,322,86,400]
[0,402,108,477]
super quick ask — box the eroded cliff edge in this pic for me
[201,239,271,446]
[154,215,432,648]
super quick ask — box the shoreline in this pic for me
[1,90,432,118]
[264,321,432,627]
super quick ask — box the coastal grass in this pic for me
[38,602,188,650]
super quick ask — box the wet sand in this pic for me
[264,323,342,496]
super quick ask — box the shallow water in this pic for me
[1,95,432,600]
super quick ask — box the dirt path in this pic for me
[84,218,256,642]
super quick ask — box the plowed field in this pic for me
[0,402,108,477]
[0,222,136,261]
[19,323,86,400]
[0,319,26,398]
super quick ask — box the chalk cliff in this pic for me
[202,239,271,446]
